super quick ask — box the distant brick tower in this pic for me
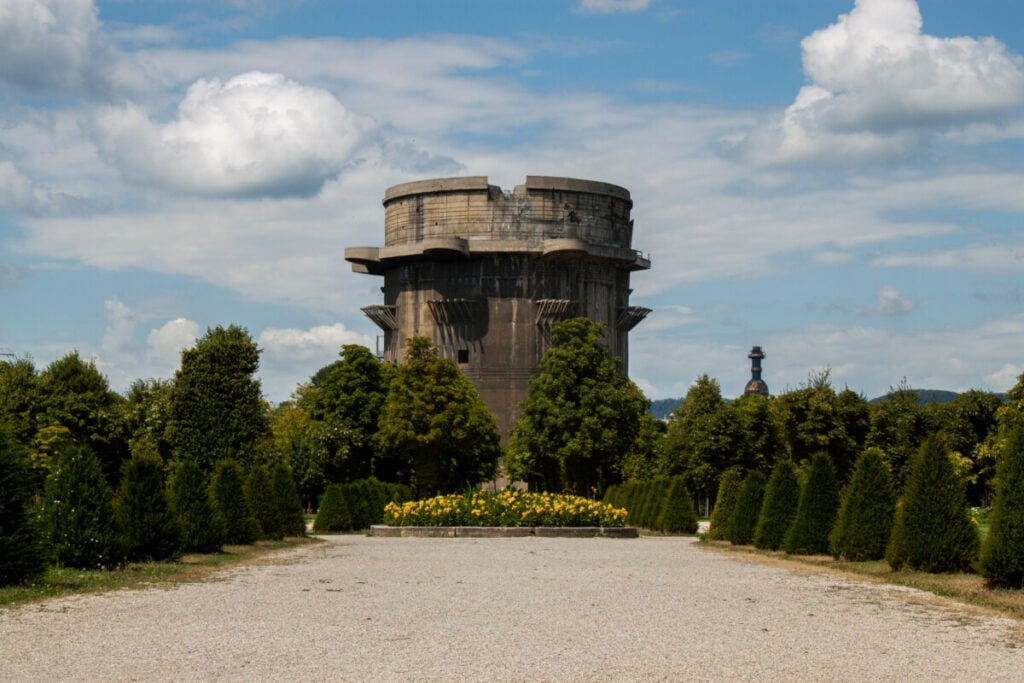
[744,345,769,396]
[345,175,651,438]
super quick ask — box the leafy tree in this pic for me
[506,318,648,496]
[376,337,501,496]
[38,352,128,489]
[733,393,785,474]
[168,325,270,475]
[886,433,978,573]
[784,452,839,555]
[313,484,353,533]
[933,390,1006,506]
[298,345,395,481]
[265,403,332,511]
[707,468,743,541]
[210,459,260,545]
[659,375,745,507]
[0,427,46,585]
[272,462,306,537]
[829,448,896,561]
[42,445,121,568]
[656,476,698,534]
[117,379,175,463]
[0,357,42,455]
[754,459,800,551]
[868,380,936,489]
[170,460,225,553]
[727,470,766,546]
[980,419,1024,588]
[116,442,180,562]
[245,464,281,540]
[619,413,665,482]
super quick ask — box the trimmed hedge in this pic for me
[211,459,260,545]
[171,459,225,553]
[754,459,799,551]
[784,453,839,555]
[707,469,743,541]
[980,419,1024,588]
[830,448,895,561]
[656,476,698,534]
[313,484,353,532]
[117,451,180,562]
[246,465,281,540]
[727,470,766,546]
[0,431,47,584]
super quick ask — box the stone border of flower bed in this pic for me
[369,525,639,538]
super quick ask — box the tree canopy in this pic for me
[505,318,648,495]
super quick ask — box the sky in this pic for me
[1,0,1023,404]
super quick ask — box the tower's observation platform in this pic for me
[345,175,651,438]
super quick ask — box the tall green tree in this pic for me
[868,380,936,489]
[0,357,42,456]
[42,445,122,569]
[168,325,270,475]
[507,319,648,496]
[298,345,395,481]
[886,433,978,573]
[0,427,46,585]
[754,459,800,551]
[732,393,785,474]
[116,443,180,562]
[376,337,501,496]
[829,448,896,561]
[980,419,1024,588]
[170,460,225,553]
[117,379,175,463]
[265,403,336,511]
[933,390,1006,506]
[784,452,840,555]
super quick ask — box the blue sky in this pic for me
[1,0,1023,403]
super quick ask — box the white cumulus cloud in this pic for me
[96,71,373,198]
[575,0,652,14]
[734,0,1024,164]
[874,284,915,316]
[258,323,372,362]
[146,318,199,366]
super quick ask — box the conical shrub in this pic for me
[313,484,353,532]
[727,470,766,546]
[343,481,372,530]
[210,459,260,545]
[707,468,743,540]
[43,445,122,569]
[171,460,225,553]
[784,453,839,555]
[116,449,180,562]
[980,420,1024,588]
[754,459,800,550]
[830,448,895,561]
[0,430,47,584]
[657,476,698,534]
[887,433,978,573]
[246,464,282,540]
[272,462,306,537]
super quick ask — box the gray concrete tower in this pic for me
[345,175,651,437]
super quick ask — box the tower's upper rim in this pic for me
[383,175,631,205]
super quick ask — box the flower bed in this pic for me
[383,490,629,528]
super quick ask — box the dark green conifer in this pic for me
[210,459,260,545]
[0,429,47,584]
[342,481,372,530]
[272,462,306,537]
[754,459,800,551]
[313,484,353,532]
[707,468,743,540]
[784,453,839,555]
[116,446,180,562]
[171,460,225,553]
[886,433,978,572]
[727,470,766,546]
[980,420,1024,588]
[657,476,698,534]
[830,448,895,561]
[43,445,122,568]
[245,464,281,540]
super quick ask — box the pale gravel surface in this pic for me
[1,535,1022,681]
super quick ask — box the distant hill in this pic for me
[649,397,682,420]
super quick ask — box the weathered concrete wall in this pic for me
[346,176,650,440]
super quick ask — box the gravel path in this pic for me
[1,535,1022,681]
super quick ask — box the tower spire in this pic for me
[743,345,769,396]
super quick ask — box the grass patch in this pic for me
[699,538,1024,623]
[0,537,319,609]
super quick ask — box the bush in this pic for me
[727,470,766,546]
[210,459,260,545]
[272,462,306,537]
[830,448,895,561]
[656,476,698,534]
[42,445,122,569]
[707,469,743,540]
[784,453,839,555]
[342,481,373,530]
[754,459,799,551]
[246,465,282,540]
[171,460,225,553]
[313,484,353,532]
[980,420,1024,588]
[383,490,628,527]
[887,433,978,573]
[0,430,47,585]
[116,449,180,562]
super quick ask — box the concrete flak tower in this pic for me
[345,175,651,437]
[744,345,769,396]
